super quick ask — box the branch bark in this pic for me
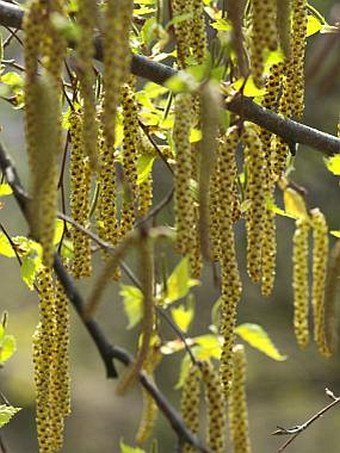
[0,140,211,453]
[0,0,339,156]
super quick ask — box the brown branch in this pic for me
[273,388,340,452]
[0,0,339,156]
[0,141,211,453]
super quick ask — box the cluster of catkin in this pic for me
[180,350,252,453]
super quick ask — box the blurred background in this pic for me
[0,0,340,452]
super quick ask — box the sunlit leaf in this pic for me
[1,71,24,91]
[306,14,323,37]
[171,297,195,333]
[137,155,155,184]
[0,326,16,365]
[0,232,16,257]
[283,187,308,220]
[189,128,202,143]
[0,183,12,196]
[235,323,287,361]
[232,77,266,97]
[266,198,293,219]
[120,285,143,329]
[210,18,232,32]
[165,257,199,305]
[194,334,221,360]
[21,248,43,290]
[175,354,191,389]
[330,230,340,238]
[53,219,65,245]
[324,154,340,176]
[0,404,21,428]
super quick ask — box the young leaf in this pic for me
[330,230,340,238]
[120,285,143,329]
[120,440,145,453]
[165,257,199,305]
[0,232,16,257]
[283,187,308,220]
[306,14,323,37]
[170,297,195,333]
[0,183,12,196]
[21,250,43,290]
[324,154,340,176]
[0,326,16,364]
[0,404,21,428]
[137,155,155,185]
[235,323,287,361]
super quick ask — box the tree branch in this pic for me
[0,141,211,453]
[0,0,339,156]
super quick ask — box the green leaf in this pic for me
[283,187,308,220]
[189,128,202,143]
[165,71,200,94]
[120,285,143,329]
[0,327,16,364]
[137,155,155,184]
[0,232,16,257]
[171,297,195,333]
[175,354,191,389]
[330,230,340,238]
[165,257,199,305]
[0,404,21,428]
[1,72,24,91]
[306,14,323,37]
[232,77,266,97]
[120,440,145,453]
[0,183,12,196]
[210,18,232,32]
[194,334,221,360]
[21,248,43,290]
[324,154,340,176]
[235,323,287,361]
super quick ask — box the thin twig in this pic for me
[273,388,340,452]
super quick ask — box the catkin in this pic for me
[69,111,92,278]
[229,345,252,453]
[181,364,201,453]
[171,0,194,69]
[76,0,98,169]
[26,74,61,267]
[292,217,310,349]
[173,93,195,256]
[243,123,267,283]
[311,209,331,357]
[201,361,226,453]
[135,340,161,445]
[190,0,207,64]
[119,82,140,238]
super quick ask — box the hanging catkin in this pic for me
[243,123,267,283]
[76,0,98,169]
[173,93,195,256]
[228,345,252,453]
[311,209,331,357]
[180,364,201,453]
[69,111,92,278]
[292,216,310,349]
[171,0,194,69]
[120,81,140,238]
[26,73,61,267]
[201,361,227,453]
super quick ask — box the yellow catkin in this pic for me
[324,240,340,354]
[119,82,140,238]
[135,340,161,445]
[171,0,194,69]
[69,111,92,278]
[292,216,310,349]
[200,361,226,453]
[138,174,153,218]
[261,206,277,297]
[311,209,331,357]
[173,93,195,256]
[34,267,62,452]
[243,123,267,283]
[180,364,201,453]
[229,345,252,453]
[102,0,133,150]
[55,276,71,417]
[76,0,98,169]
[249,0,278,86]
[26,74,61,267]
[190,0,207,64]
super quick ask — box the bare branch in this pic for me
[0,0,339,156]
